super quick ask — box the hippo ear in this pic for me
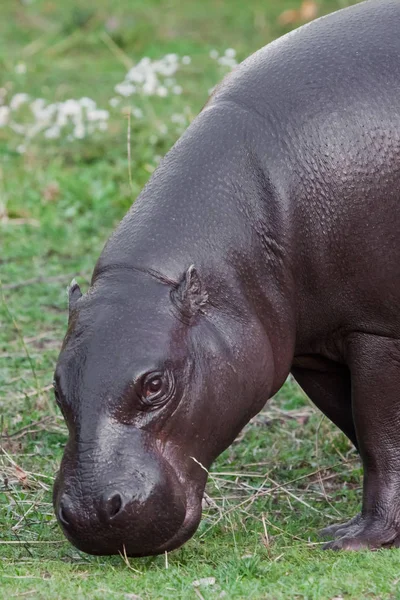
[67,278,82,312]
[171,265,208,320]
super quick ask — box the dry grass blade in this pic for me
[266,476,336,519]
[100,31,133,69]
[0,540,64,545]
[8,384,54,402]
[2,272,89,291]
[119,545,141,573]
[194,589,206,600]
[1,416,62,440]
[1,446,51,491]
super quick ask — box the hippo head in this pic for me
[53,265,275,556]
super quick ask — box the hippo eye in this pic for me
[138,371,174,410]
[145,376,163,396]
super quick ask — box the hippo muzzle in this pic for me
[53,426,199,556]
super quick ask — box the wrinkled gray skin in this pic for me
[54,0,400,555]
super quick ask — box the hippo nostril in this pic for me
[59,506,70,526]
[108,493,122,517]
[103,492,123,520]
[58,499,71,527]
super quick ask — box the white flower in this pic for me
[56,110,68,128]
[44,126,61,139]
[172,85,182,95]
[109,97,120,107]
[30,98,46,113]
[115,82,136,97]
[132,107,143,119]
[73,124,85,139]
[0,106,10,127]
[115,53,184,98]
[10,121,26,135]
[217,56,237,68]
[156,86,168,97]
[79,97,97,110]
[225,48,236,58]
[142,83,154,95]
[16,144,26,154]
[15,63,27,74]
[10,93,30,111]
[171,113,186,124]
[155,60,178,77]
[36,104,57,123]
[182,56,191,65]
[62,99,82,116]
[142,77,157,95]
[209,49,219,59]
[86,108,109,121]
[126,69,145,84]
[158,123,168,135]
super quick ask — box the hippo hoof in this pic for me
[322,515,399,551]
[319,513,362,539]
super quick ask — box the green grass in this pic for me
[3,0,399,598]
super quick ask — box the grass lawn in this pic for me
[3,0,400,598]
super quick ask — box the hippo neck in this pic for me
[94,103,296,391]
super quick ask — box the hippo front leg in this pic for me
[290,363,361,540]
[291,361,357,448]
[324,333,400,551]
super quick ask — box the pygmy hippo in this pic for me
[53,0,400,555]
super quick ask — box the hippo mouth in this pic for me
[53,449,205,557]
[55,484,203,557]
[148,493,203,555]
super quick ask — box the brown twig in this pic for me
[1,416,61,440]
[2,272,89,291]
[8,384,54,401]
